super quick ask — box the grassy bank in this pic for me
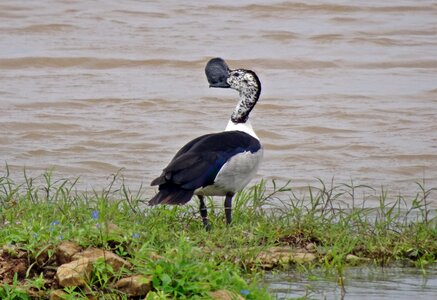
[1,169,436,299]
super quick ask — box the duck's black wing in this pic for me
[149,131,261,205]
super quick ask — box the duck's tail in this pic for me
[149,182,194,205]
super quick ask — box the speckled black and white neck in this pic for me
[228,69,261,124]
[224,69,261,139]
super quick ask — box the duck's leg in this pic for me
[224,192,234,225]
[198,195,211,231]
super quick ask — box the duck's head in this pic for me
[205,58,261,95]
[227,69,261,96]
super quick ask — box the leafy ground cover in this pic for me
[0,168,436,299]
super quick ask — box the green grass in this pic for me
[0,168,436,299]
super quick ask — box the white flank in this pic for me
[195,148,263,196]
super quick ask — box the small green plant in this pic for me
[62,286,86,299]
[25,272,45,291]
[91,258,115,287]
[0,273,30,300]
[146,237,253,298]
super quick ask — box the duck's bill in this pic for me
[205,57,231,88]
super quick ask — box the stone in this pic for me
[305,243,316,252]
[72,247,131,272]
[2,244,27,258]
[257,247,317,268]
[148,251,163,261]
[56,258,92,287]
[50,289,67,300]
[346,254,371,265]
[26,289,46,299]
[113,275,152,297]
[209,289,245,300]
[56,241,82,264]
[289,252,317,264]
[107,222,122,234]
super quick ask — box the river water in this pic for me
[1,1,437,206]
[265,265,437,299]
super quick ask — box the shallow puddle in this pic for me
[265,266,437,299]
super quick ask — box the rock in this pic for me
[148,251,163,261]
[56,258,93,287]
[257,247,317,268]
[2,244,27,258]
[289,252,317,264]
[107,222,122,234]
[56,247,131,288]
[72,247,131,272]
[50,289,67,300]
[209,289,245,300]
[56,241,82,264]
[113,275,152,297]
[346,254,371,265]
[27,289,46,299]
[305,243,316,252]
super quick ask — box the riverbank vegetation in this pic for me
[1,169,436,299]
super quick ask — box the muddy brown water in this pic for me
[265,266,437,299]
[1,1,437,207]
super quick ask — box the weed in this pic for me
[0,273,30,300]
[0,169,436,298]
